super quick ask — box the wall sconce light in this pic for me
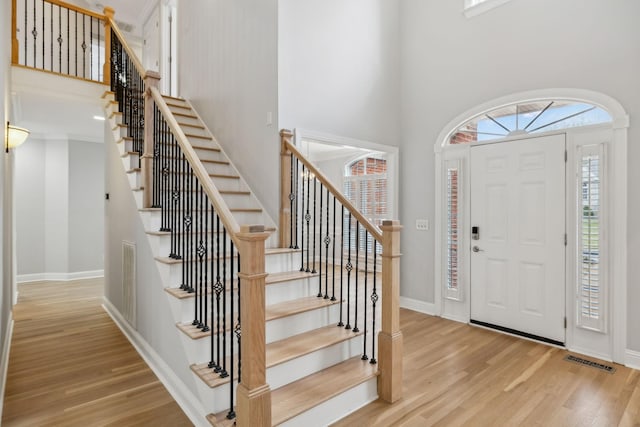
[5,121,30,153]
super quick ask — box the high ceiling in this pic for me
[66,0,154,36]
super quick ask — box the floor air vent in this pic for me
[564,354,615,373]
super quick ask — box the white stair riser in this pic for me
[210,177,249,193]
[110,113,123,125]
[139,210,161,231]
[122,153,140,171]
[221,193,263,211]
[113,125,128,140]
[132,190,143,208]
[202,162,237,177]
[127,170,141,188]
[279,378,378,427]
[267,304,340,344]
[267,335,364,389]
[174,115,201,127]
[191,148,226,162]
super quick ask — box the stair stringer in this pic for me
[103,97,214,427]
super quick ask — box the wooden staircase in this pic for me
[104,92,382,426]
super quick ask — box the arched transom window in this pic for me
[449,100,612,145]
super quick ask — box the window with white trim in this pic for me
[577,144,605,332]
[344,156,388,253]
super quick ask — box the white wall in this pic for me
[177,0,280,221]
[1,0,13,409]
[14,139,46,275]
[400,0,640,350]
[14,138,104,279]
[278,0,400,147]
[69,140,104,272]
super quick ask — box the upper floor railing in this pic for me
[11,0,111,83]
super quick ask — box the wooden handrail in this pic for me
[149,86,242,245]
[282,134,383,242]
[107,15,148,79]
[42,0,106,20]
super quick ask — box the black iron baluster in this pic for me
[289,152,294,249]
[227,240,236,420]
[66,8,69,75]
[208,208,217,370]
[370,241,378,364]
[324,186,330,299]
[317,182,323,297]
[190,169,199,325]
[345,212,352,330]
[214,215,222,373]
[299,164,305,272]
[353,222,359,333]
[331,196,336,301]
[305,168,310,273]
[82,14,85,78]
[312,176,317,274]
[338,206,344,327]
[57,5,61,73]
[294,159,299,249]
[236,254,242,385]
[197,186,204,329]
[361,231,368,360]
[89,17,93,79]
[23,0,27,65]
[49,2,52,72]
[31,0,36,67]
[97,18,101,80]
[74,11,77,76]
[202,199,210,333]
[220,228,228,378]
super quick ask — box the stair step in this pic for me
[271,356,378,426]
[164,270,317,300]
[229,208,262,213]
[166,101,192,110]
[178,122,206,130]
[162,94,187,102]
[176,295,339,340]
[187,133,213,140]
[173,111,198,119]
[266,296,340,322]
[192,325,363,389]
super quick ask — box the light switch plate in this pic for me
[416,219,429,231]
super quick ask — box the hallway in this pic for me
[1,278,191,426]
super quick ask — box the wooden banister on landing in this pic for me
[280,130,383,243]
[279,128,403,404]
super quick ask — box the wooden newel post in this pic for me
[378,219,403,403]
[236,225,272,427]
[142,71,161,209]
[11,0,19,64]
[279,129,293,248]
[103,6,115,87]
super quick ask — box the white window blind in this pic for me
[444,159,463,301]
[344,157,388,254]
[577,144,605,332]
[447,167,459,293]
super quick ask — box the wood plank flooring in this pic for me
[332,308,640,427]
[1,278,192,426]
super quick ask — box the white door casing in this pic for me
[469,134,566,343]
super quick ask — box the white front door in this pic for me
[470,134,566,344]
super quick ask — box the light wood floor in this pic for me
[333,309,640,427]
[1,278,192,426]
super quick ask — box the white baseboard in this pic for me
[625,349,640,370]
[568,345,613,363]
[102,297,210,427]
[399,297,436,316]
[0,317,15,422]
[442,313,468,324]
[17,270,104,283]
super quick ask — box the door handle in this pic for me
[472,246,484,253]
